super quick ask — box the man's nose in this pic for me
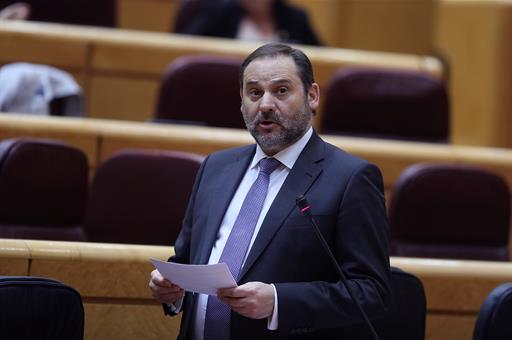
[259,92,276,112]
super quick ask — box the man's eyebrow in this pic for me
[244,78,292,86]
[245,80,260,86]
[270,78,292,84]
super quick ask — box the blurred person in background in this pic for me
[176,0,322,46]
[0,2,30,20]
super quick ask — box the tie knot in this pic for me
[259,157,281,175]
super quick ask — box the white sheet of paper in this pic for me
[150,258,237,296]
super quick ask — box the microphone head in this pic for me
[296,195,308,209]
[296,195,311,216]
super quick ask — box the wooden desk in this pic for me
[0,238,509,340]
[0,21,442,123]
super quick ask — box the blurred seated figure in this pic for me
[0,2,30,20]
[175,0,322,46]
[0,63,84,117]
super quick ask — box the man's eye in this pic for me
[277,87,288,94]
[249,89,261,96]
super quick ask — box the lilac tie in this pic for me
[204,157,281,340]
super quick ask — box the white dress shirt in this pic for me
[190,127,313,340]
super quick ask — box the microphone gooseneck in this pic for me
[295,195,381,340]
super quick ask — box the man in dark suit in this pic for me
[150,43,391,340]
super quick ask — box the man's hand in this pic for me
[218,281,274,319]
[149,269,185,305]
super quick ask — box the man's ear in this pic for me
[240,89,244,112]
[308,83,320,112]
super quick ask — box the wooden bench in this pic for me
[0,238,509,340]
[0,20,442,122]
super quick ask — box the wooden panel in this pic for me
[27,240,172,298]
[339,0,436,54]
[426,314,476,340]
[88,75,159,121]
[98,122,252,162]
[0,239,30,275]
[30,259,156,298]
[289,0,343,47]
[0,115,100,170]
[117,0,178,32]
[0,22,88,68]
[84,303,181,340]
[391,257,512,312]
[437,0,512,147]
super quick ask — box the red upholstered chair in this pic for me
[154,55,245,129]
[0,0,116,27]
[389,163,511,261]
[0,138,88,241]
[321,68,449,142]
[85,149,204,246]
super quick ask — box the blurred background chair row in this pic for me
[0,137,509,261]
[0,138,203,246]
[154,55,449,143]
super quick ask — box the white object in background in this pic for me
[0,62,81,115]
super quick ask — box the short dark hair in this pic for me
[239,43,315,94]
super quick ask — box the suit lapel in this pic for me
[195,147,255,265]
[239,132,325,280]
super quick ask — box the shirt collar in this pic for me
[250,127,313,170]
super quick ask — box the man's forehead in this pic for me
[243,55,300,84]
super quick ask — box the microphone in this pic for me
[296,195,381,340]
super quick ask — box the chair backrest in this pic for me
[85,149,204,245]
[473,283,512,340]
[154,55,245,129]
[321,68,449,142]
[0,138,88,241]
[0,276,84,340]
[344,267,426,340]
[389,163,511,261]
[0,0,116,27]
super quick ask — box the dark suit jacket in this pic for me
[170,132,391,339]
[177,0,322,46]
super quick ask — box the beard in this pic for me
[242,102,312,154]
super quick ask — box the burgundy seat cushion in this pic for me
[0,138,88,241]
[85,149,204,245]
[389,163,510,261]
[321,68,449,142]
[154,55,245,129]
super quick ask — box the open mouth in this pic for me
[258,120,280,131]
[260,120,276,127]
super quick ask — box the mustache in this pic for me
[252,111,282,125]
